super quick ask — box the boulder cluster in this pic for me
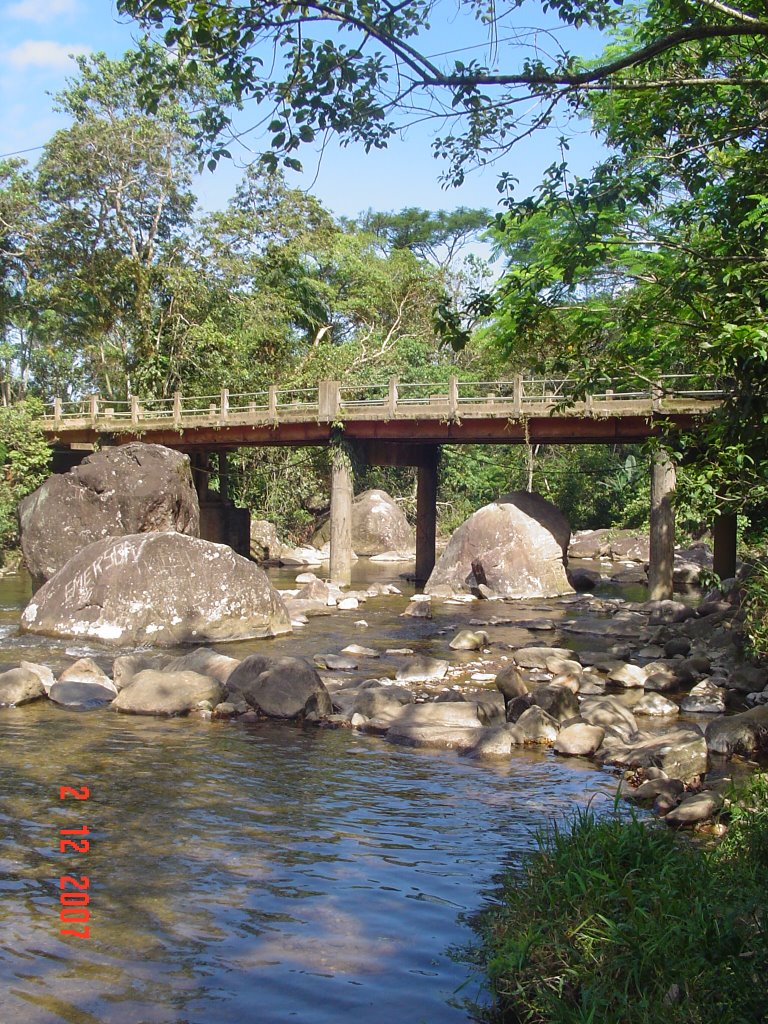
[571,528,715,586]
[4,572,766,834]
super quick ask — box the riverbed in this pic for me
[0,565,626,1024]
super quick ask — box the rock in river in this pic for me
[113,670,224,716]
[0,666,45,706]
[312,488,414,556]
[19,443,199,588]
[20,533,292,646]
[424,491,572,600]
[225,654,332,720]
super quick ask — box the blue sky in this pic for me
[0,0,606,219]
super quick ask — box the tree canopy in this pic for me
[116,0,768,182]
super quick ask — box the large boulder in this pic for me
[312,489,415,556]
[20,532,292,646]
[225,654,332,720]
[19,443,199,588]
[424,491,572,599]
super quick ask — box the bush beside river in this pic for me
[474,773,768,1024]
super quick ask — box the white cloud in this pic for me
[6,0,79,23]
[6,39,90,70]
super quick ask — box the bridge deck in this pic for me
[42,377,723,451]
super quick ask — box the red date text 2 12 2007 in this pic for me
[58,785,90,938]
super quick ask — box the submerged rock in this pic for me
[20,533,292,646]
[386,700,498,749]
[395,656,449,683]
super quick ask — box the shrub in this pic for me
[0,399,51,559]
[740,561,768,661]
[476,780,768,1024]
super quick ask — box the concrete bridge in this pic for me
[41,375,731,596]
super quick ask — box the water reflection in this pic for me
[0,700,618,1024]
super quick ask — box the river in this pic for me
[0,564,624,1024]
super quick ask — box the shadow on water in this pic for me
[0,566,626,1023]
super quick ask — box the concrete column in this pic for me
[713,512,738,580]
[387,377,398,418]
[219,450,230,502]
[448,376,459,418]
[329,447,354,585]
[191,451,210,501]
[415,446,439,585]
[648,450,676,600]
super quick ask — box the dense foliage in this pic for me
[474,776,768,1023]
[0,401,51,564]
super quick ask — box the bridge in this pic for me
[41,375,730,595]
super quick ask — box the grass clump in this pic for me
[478,780,768,1024]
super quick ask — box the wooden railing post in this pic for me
[268,385,278,424]
[173,391,182,426]
[652,380,663,412]
[53,397,62,427]
[220,388,229,422]
[387,377,398,418]
[512,374,523,416]
[130,395,140,425]
[448,376,459,417]
[88,395,99,422]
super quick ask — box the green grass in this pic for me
[475,778,768,1024]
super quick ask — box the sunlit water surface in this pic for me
[0,567,621,1024]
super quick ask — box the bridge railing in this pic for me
[42,373,725,431]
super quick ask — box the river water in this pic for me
[0,565,624,1024]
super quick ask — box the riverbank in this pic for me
[475,771,768,1023]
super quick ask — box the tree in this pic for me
[478,7,768,517]
[355,207,490,268]
[0,400,50,560]
[0,160,45,405]
[117,0,768,183]
[23,44,237,401]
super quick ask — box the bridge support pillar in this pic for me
[191,451,210,500]
[415,446,439,586]
[713,512,738,580]
[218,450,230,502]
[648,449,676,600]
[329,445,354,585]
